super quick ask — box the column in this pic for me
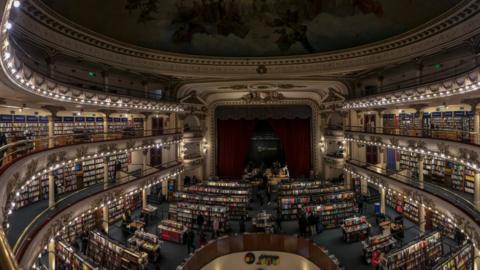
[101,69,109,93]
[142,81,149,98]
[47,114,54,148]
[419,202,426,234]
[103,114,109,140]
[474,110,479,145]
[345,172,352,189]
[380,188,386,214]
[102,205,109,234]
[177,173,183,192]
[142,189,148,209]
[474,172,480,210]
[378,147,385,168]
[377,75,384,92]
[142,149,148,173]
[48,238,55,270]
[416,60,424,84]
[103,157,109,189]
[361,178,368,195]
[141,112,151,136]
[418,155,424,188]
[48,171,55,208]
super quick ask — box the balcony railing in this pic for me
[14,160,183,263]
[345,126,478,145]
[0,128,182,168]
[0,128,183,270]
[347,159,480,225]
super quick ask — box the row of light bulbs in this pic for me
[343,167,477,249]
[344,137,480,172]
[31,167,184,270]
[343,81,480,110]
[1,0,184,113]
[6,138,183,221]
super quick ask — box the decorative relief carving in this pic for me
[241,91,285,103]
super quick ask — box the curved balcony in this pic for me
[347,159,478,223]
[0,127,183,270]
[14,160,183,267]
[345,126,480,153]
[343,64,480,110]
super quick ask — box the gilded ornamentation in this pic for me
[241,91,285,103]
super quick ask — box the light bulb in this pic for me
[13,0,20,8]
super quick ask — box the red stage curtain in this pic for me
[217,120,257,177]
[268,118,311,177]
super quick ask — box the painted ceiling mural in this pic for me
[41,0,460,57]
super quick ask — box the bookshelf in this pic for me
[56,240,96,270]
[174,191,248,219]
[304,201,357,229]
[399,151,419,178]
[362,231,396,264]
[133,118,144,131]
[168,202,228,231]
[433,242,474,270]
[184,185,249,196]
[279,190,355,220]
[86,231,148,270]
[54,116,106,135]
[0,114,49,140]
[380,231,442,269]
[60,210,102,243]
[386,191,419,224]
[108,194,141,224]
[431,211,455,239]
[108,117,129,133]
[15,153,128,209]
[383,114,397,134]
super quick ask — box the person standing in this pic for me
[212,218,220,238]
[113,159,122,183]
[186,230,195,254]
[307,212,316,236]
[197,213,205,231]
[239,215,246,233]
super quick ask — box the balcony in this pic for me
[346,159,480,226]
[345,126,479,146]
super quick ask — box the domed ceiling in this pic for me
[41,0,460,57]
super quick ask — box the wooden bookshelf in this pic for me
[380,231,442,269]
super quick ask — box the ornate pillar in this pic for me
[142,189,148,209]
[102,205,109,233]
[103,157,109,189]
[415,58,424,84]
[141,112,152,136]
[380,187,386,214]
[48,171,55,208]
[419,201,426,234]
[377,75,384,93]
[418,155,424,188]
[361,178,368,195]
[48,238,55,270]
[475,172,480,210]
[41,106,65,148]
[101,65,111,93]
[99,110,116,139]
[142,81,149,98]
[142,149,148,172]
[345,171,352,189]
[378,147,385,168]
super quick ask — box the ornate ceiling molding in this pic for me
[12,0,480,76]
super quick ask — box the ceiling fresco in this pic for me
[41,0,460,57]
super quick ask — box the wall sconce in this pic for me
[319,136,326,152]
[202,137,208,154]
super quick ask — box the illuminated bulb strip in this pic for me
[343,81,480,110]
[343,167,476,244]
[0,25,183,113]
[344,137,480,171]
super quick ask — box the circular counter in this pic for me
[178,233,340,270]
